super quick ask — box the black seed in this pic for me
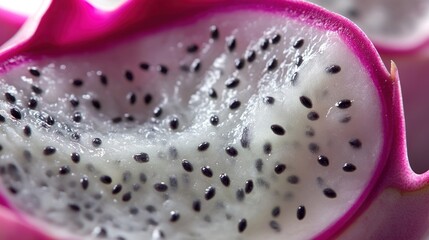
[297,205,306,220]
[226,36,236,51]
[305,126,315,137]
[27,97,38,109]
[129,207,139,215]
[69,96,79,107]
[23,125,31,137]
[236,188,245,201]
[133,152,149,163]
[208,88,217,99]
[201,166,213,178]
[139,172,147,183]
[124,113,134,122]
[263,142,272,155]
[71,132,80,141]
[204,186,216,200]
[169,117,179,130]
[45,115,55,125]
[157,65,169,75]
[122,192,132,202]
[269,220,281,232]
[266,57,278,71]
[240,127,250,148]
[299,96,313,108]
[169,176,178,189]
[190,59,201,72]
[99,73,108,85]
[210,25,219,39]
[341,116,352,123]
[210,115,219,126]
[100,175,112,184]
[349,138,362,149]
[125,70,134,81]
[81,177,89,190]
[186,44,199,53]
[72,112,82,122]
[29,67,41,77]
[153,107,162,118]
[67,204,80,212]
[198,142,210,151]
[144,94,153,104]
[245,50,256,62]
[59,166,71,175]
[43,146,56,155]
[343,163,357,172]
[192,200,201,212]
[220,173,230,187]
[139,62,150,70]
[317,155,329,167]
[154,182,168,192]
[263,96,275,105]
[182,159,193,172]
[336,99,352,109]
[307,111,319,121]
[272,206,281,217]
[127,92,137,105]
[260,38,269,50]
[7,187,18,194]
[326,65,341,74]
[293,38,304,49]
[145,205,156,213]
[0,114,5,123]
[309,143,320,153]
[5,92,16,103]
[225,146,238,157]
[225,77,240,89]
[229,100,241,110]
[71,152,80,163]
[170,211,180,222]
[92,100,101,110]
[255,159,263,173]
[323,188,337,198]
[295,55,304,67]
[291,72,299,84]
[92,138,102,147]
[287,175,299,184]
[238,219,247,233]
[235,58,245,70]
[271,124,285,136]
[245,180,254,194]
[274,164,286,174]
[10,107,22,120]
[271,33,281,44]
[72,79,83,87]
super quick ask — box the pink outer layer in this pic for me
[0,8,26,46]
[0,0,426,239]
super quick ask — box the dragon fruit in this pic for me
[307,0,429,54]
[0,0,428,239]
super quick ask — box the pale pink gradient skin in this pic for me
[0,0,427,239]
[0,8,26,46]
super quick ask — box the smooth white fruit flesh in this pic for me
[0,10,382,240]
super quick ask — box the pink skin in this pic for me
[0,0,427,239]
[0,8,27,46]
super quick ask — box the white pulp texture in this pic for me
[0,10,383,240]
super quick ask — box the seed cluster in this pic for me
[0,16,372,240]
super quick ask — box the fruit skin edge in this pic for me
[0,0,427,239]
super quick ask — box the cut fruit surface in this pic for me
[0,1,393,240]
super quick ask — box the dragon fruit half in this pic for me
[0,0,428,239]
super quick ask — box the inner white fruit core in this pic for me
[0,10,383,240]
